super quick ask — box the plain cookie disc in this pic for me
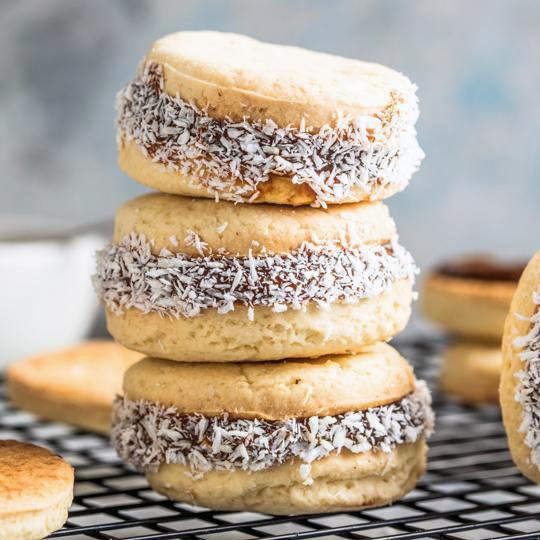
[0,440,73,540]
[7,341,143,433]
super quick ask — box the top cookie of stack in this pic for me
[116,31,423,207]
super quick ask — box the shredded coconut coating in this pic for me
[111,381,433,481]
[514,286,540,468]
[116,62,424,206]
[93,232,416,319]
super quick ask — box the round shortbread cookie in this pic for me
[440,341,502,404]
[111,343,433,514]
[94,193,416,362]
[117,31,423,206]
[149,440,427,515]
[0,440,73,540]
[423,256,525,341]
[112,192,397,256]
[500,251,540,483]
[122,343,415,419]
[7,341,143,433]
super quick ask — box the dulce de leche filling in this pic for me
[93,232,416,319]
[116,62,423,206]
[111,381,433,483]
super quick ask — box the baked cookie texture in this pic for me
[94,193,416,362]
[423,257,524,340]
[116,31,423,206]
[106,281,412,363]
[112,192,397,256]
[0,440,73,540]
[7,341,142,433]
[149,441,427,514]
[111,343,433,514]
[440,342,501,404]
[500,251,540,484]
[123,343,415,418]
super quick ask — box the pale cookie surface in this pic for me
[117,32,423,206]
[440,341,502,404]
[423,257,524,340]
[501,251,540,483]
[112,193,397,257]
[105,278,413,362]
[94,194,415,362]
[7,341,142,433]
[147,440,427,515]
[145,31,415,124]
[0,440,73,540]
[122,342,415,418]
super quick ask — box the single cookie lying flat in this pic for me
[0,440,73,540]
[7,341,143,433]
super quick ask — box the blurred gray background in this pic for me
[1,0,539,268]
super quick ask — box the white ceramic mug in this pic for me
[0,216,106,368]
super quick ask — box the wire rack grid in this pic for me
[2,337,540,540]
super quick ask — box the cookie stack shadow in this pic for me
[93,31,433,514]
[423,257,526,404]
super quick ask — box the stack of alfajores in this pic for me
[93,31,433,515]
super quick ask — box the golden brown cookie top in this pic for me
[7,341,142,408]
[144,31,417,127]
[0,440,73,515]
[114,193,396,257]
[123,343,415,420]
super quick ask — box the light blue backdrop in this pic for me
[1,0,538,270]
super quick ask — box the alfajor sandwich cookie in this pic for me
[440,341,501,404]
[112,343,433,514]
[116,31,423,207]
[93,193,417,362]
[500,251,540,483]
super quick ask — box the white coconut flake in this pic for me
[93,232,417,318]
[111,381,434,475]
[184,230,208,256]
[514,286,540,468]
[216,222,228,234]
[116,62,424,206]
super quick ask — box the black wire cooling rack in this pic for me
[2,337,540,540]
